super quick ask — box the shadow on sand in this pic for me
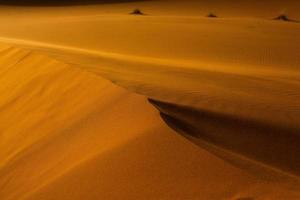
[272,15,300,23]
[148,98,300,180]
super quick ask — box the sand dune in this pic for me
[149,98,300,178]
[2,44,297,200]
[1,0,300,199]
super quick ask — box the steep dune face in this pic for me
[0,44,163,199]
[0,0,300,199]
[2,44,299,200]
[1,9,299,178]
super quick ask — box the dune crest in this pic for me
[0,45,299,200]
[1,0,300,199]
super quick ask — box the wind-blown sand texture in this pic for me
[0,0,300,199]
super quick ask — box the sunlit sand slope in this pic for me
[0,2,299,177]
[0,0,300,199]
[1,44,299,200]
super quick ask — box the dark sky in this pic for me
[0,0,148,6]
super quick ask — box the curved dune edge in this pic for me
[0,42,300,200]
[0,0,299,199]
[1,35,300,129]
[148,98,300,179]
[1,36,299,178]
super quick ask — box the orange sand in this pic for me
[0,1,300,199]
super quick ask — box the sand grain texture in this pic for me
[0,0,300,199]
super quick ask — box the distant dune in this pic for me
[0,0,300,199]
[0,0,149,6]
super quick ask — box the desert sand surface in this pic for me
[0,0,300,199]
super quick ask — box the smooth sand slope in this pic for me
[0,0,300,199]
[2,44,299,200]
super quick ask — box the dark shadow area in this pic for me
[148,98,300,178]
[207,12,217,18]
[130,8,144,15]
[273,14,299,23]
[0,0,150,6]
